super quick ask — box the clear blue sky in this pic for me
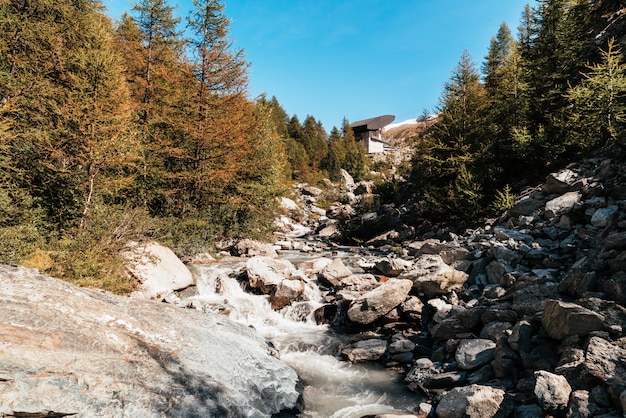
[103,0,535,131]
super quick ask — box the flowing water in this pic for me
[189,255,424,417]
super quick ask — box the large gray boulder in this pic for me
[398,254,468,298]
[347,279,413,324]
[123,241,195,300]
[0,265,300,417]
[534,370,572,415]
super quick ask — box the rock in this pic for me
[341,339,387,363]
[583,336,626,390]
[534,370,572,414]
[435,384,512,418]
[347,279,413,324]
[542,169,583,194]
[544,191,582,218]
[566,390,601,418]
[375,258,413,277]
[455,339,497,370]
[123,241,195,301]
[246,256,300,293]
[514,404,544,418]
[606,232,626,251]
[270,279,305,310]
[558,257,597,298]
[0,264,300,417]
[297,257,332,276]
[280,196,301,213]
[399,254,468,298]
[234,239,278,258]
[301,185,323,197]
[389,339,416,354]
[591,205,619,228]
[318,258,353,287]
[511,282,560,316]
[187,252,217,264]
[340,169,355,188]
[542,300,605,340]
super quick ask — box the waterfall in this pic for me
[189,262,422,417]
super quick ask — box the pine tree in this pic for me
[566,38,626,148]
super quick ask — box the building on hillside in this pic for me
[350,115,395,153]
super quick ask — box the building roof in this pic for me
[349,115,395,134]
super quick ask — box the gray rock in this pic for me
[246,256,300,293]
[514,404,544,418]
[347,279,413,324]
[270,279,305,310]
[0,265,300,417]
[318,257,353,287]
[341,339,387,363]
[375,258,413,277]
[591,205,619,228]
[542,300,605,340]
[606,232,626,251]
[389,339,416,354]
[455,339,496,370]
[583,337,626,390]
[435,384,512,418]
[479,321,512,341]
[235,239,278,257]
[123,241,195,301]
[534,370,572,414]
[399,254,468,298]
[544,191,582,218]
[542,169,583,194]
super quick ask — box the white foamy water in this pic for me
[189,262,422,416]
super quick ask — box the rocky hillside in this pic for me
[274,140,626,417]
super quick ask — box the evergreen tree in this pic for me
[413,50,490,221]
[566,38,626,148]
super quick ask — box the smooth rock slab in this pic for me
[435,384,512,418]
[0,265,300,417]
[347,279,413,324]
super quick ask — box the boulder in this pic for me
[591,205,619,228]
[246,256,300,293]
[583,336,626,390]
[123,241,195,301]
[399,254,468,298]
[347,279,413,324]
[318,258,353,287]
[234,239,278,258]
[340,169,355,188]
[544,191,582,218]
[270,279,305,310]
[435,384,512,418]
[0,265,300,417]
[341,339,387,363]
[375,258,413,277]
[534,370,572,414]
[542,300,605,340]
[542,169,583,194]
[455,339,496,370]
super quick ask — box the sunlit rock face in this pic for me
[0,264,300,417]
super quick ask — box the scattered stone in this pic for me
[435,384,512,418]
[341,339,387,363]
[399,255,468,298]
[534,370,572,414]
[455,339,496,370]
[347,279,413,324]
[542,300,606,340]
[234,239,278,258]
[318,258,353,287]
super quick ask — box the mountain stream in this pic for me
[188,248,423,417]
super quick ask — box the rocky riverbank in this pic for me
[1,141,625,417]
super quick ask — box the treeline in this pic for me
[412,0,626,224]
[0,0,364,291]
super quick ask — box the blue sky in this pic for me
[103,0,535,131]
